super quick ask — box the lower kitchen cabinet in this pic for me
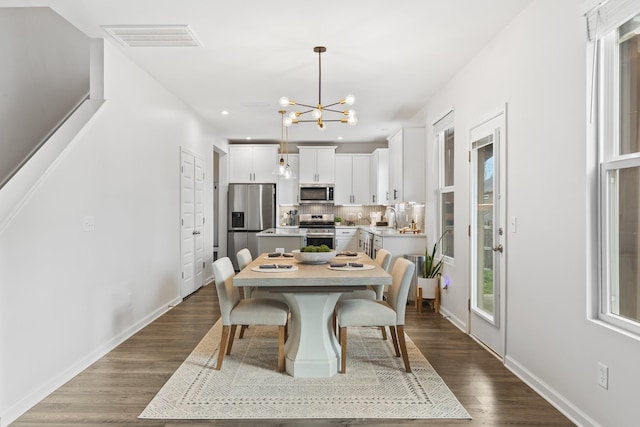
[336,227,358,252]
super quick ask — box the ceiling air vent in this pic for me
[101,25,201,47]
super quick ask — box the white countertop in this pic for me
[270,225,425,238]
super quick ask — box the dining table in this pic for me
[232,252,392,378]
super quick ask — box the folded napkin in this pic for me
[337,252,357,256]
[268,252,282,257]
[330,263,347,268]
[282,253,294,257]
[276,264,293,269]
[259,264,277,269]
[348,262,363,268]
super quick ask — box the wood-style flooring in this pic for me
[11,284,574,426]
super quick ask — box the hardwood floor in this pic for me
[11,284,574,427]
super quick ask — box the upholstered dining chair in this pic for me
[235,248,288,339]
[236,248,254,298]
[334,249,392,339]
[338,249,392,302]
[212,257,289,372]
[335,257,415,374]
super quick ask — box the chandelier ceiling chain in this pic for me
[279,46,357,131]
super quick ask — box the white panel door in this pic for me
[334,155,353,204]
[181,150,205,298]
[351,155,370,204]
[469,110,507,358]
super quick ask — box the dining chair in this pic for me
[334,249,392,339]
[335,257,415,374]
[236,248,254,298]
[338,249,392,301]
[235,248,289,339]
[212,257,289,372]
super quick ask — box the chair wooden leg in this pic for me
[389,325,401,357]
[380,326,388,340]
[239,325,248,339]
[397,325,412,373]
[339,326,347,373]
[435,286,440,314]
[226,325,238,355]
[277,325,285,372]
[216,325,231,370]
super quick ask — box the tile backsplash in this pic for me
[278,203,425,228]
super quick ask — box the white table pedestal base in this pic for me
[282,292,341,377]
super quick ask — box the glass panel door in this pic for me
[469,110,506,357]
[473,137,496,321]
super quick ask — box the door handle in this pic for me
[193,230,200,235]
[492,244,503,253]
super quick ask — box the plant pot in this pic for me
[335,222,341,226]
[417,277,438,298]
[416,277,440,314]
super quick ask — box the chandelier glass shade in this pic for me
[279,46,357,131]
[272,110,296,179]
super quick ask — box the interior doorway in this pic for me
[180,149,205,298]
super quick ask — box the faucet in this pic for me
[386,206,398,229]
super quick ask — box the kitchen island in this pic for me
[256,227,307,254]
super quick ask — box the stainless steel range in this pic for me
[299,213,335,249]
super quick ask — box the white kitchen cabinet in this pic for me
[277,154,299,205]
[335,227,358,252]
[335,154,370,204]
[370,148,389,205]
[387,128,425,202]
[229,144,279,183]
[298,146,336,184]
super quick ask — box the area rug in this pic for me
[139,319,470,420]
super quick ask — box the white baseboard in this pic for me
[505,355,600,427]
[0,296,181,427]
[439,306,467,333]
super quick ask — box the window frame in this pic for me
[596,15,640,336]
[437,125,455,261]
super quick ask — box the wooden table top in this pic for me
[233,252,391,290]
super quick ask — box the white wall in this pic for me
[0,39,226,424]
[425,0,640,426]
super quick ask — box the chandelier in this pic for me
[279,46,357,131]
[272,110,296,179]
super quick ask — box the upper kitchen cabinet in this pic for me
[277,154,299,205]
[298,146,336,184]
[388,128,425,202]
[370,148,389,205]
[229,144,279,183]
[335,154,370,204]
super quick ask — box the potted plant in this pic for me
[334,216,342,226]
[416,230,447,313]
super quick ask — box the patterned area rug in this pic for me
[139,320,470,420]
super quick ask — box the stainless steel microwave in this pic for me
[299,184,334,204]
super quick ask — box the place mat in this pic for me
[139,320,470,420]
[328,264,375,271]
[251,265,298,273]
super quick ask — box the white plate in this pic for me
[327,264,375,271]
[251,265,299,273]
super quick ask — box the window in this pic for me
[590,1,640,335]
[434,111,454,259]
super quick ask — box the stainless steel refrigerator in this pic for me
[227,183,276,270]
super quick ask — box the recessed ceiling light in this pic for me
[246,137,252,140]
[221,110,229,116]
[337,136,343,140]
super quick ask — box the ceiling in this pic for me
[2,0,532,145]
